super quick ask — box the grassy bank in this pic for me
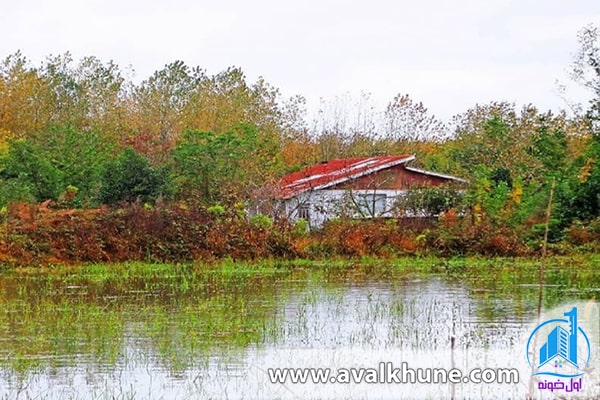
[5,253,599,280]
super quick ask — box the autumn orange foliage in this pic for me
[0,201,596,266]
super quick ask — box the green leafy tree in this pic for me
[563,24,600,222]
[99,147,166,205]
[529,127,568,173]
[0,126,112,206]
[35,126,112,202]
[172,124,275,203]
[564,134,600,221]
[0,139,63,201]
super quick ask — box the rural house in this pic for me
[266,155,466,228]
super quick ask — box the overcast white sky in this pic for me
[1,0,600,122]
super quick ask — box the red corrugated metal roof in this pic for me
[277,155,415,199]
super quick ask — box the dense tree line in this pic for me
[0,25,598,251]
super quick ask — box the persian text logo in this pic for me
[526,307,591,380]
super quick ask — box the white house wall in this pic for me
[283,189,408,229]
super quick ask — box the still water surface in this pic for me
[0,259,598,399]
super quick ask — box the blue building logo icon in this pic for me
[527,307,591,378]
[539,308,578,368]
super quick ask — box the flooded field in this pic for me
[0,257,598,399]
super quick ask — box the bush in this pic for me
[0,202,298,265]
[292,218,309,236]
[250,213,273,229]
[207,204,226,217]
[98,147,166,205]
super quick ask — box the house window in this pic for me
[356,193,387,217]
[298,203,310,221]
